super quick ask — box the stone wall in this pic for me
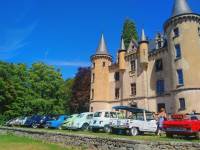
[0,127,200,150]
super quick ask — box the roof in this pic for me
[140,29,147,42]
[96,34,109,55]
[172,0,192,17]
[112,106,152,113]
[120,38,126,50]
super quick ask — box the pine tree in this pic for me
[122,19,138,49]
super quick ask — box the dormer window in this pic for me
[173,27,179,38]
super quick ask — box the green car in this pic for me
[61,114,79,129]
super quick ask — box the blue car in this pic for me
[24,115,44,128]
[45,115,68,129]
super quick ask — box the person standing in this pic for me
[157,108,167,136]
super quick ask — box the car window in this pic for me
[146,113,154,121]
[136,113,144,121]
[86,114,93,119]
[110,112,117,118]
[104,112,110,118]
[94,112,102,117]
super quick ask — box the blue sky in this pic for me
[0,0,199,79]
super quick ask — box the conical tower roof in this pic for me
[120,38,126,50]
[96,34,109,55]
[140,29,147,42]
[172,0,192,17]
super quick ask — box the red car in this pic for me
[163,114,200,139]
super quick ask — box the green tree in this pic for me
[122,19,138,49]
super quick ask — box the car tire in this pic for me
[196,132,200,140]
[104,125,111,133]
[129,127,139,136]
[166,132,173,138]
[92,128,99,132]
[58,126,62,130]
[81,123,89,131]
[44,124,49,129]
[32,124,38,129]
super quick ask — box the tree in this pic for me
[69,67,91,113]
[122,19,138,49]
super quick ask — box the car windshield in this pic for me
[94,112,102,117]
[78,114,85,118]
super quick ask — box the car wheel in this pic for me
[104,125,111,133]
[92,128,99,132]
[81,123,89,131]
[166,132,173,138]
[32,124,38,129]
[196,132,200,140]
[44,124,49,129]
[129,127,139,136]
[58,126,62,130]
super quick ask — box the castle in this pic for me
[90,0,200,114]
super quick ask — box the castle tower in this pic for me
[139,29,149,68]
[118,38,126,105]
[164,0,200,113]
[90,34,112,111]
[138,29,149,109]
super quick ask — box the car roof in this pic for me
[112,106,152,113]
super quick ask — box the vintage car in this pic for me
[68,112,94,130]
[90,111,120,133]
[163,114,200,139]
[45,115,68,129]
[110,106,157,136]
[61,114,79,129]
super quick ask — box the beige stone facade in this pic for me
[90,0,200,114]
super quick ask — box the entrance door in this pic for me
[157,103,165,112]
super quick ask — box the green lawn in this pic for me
[13,127,200,143]
[0,134,82,150]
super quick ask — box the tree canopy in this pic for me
[122,19,138,49]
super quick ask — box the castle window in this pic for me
[177,69,184,86]
[92,73,95,83]
[179,98,186,111]
[175,44,181,59]
[114,72,120,81]
[131,83,136,96]
[93,63,95,68]
[158,41,162,49]
[198,27,200,36]
[155,59,163,72]
[173,27,179,38]
[115,88,120,99]
[91,107,93,112]
[130,60,136,72]
[156,80,165,95]
[103,62,106,67]
[91,89,94,100]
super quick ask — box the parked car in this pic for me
[110,106,157,136]
[90,111,119,132]
[45,115,68,129]
[15,116,28,126]
[24,115,47,128]
[5,118,19,127]
[61,114,79,129]
[163,114,200,139]
[68,112,94,130]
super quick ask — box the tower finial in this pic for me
[96,33,109,55]
[120,38,126,50]
[172,0,192,17]
[140,29,147,42]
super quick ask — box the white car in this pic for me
[69,112,94,130]
[90,111,120,133]
[110,106,157,136]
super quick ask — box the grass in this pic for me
[0,134,84,150]
[11,127,200,143]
